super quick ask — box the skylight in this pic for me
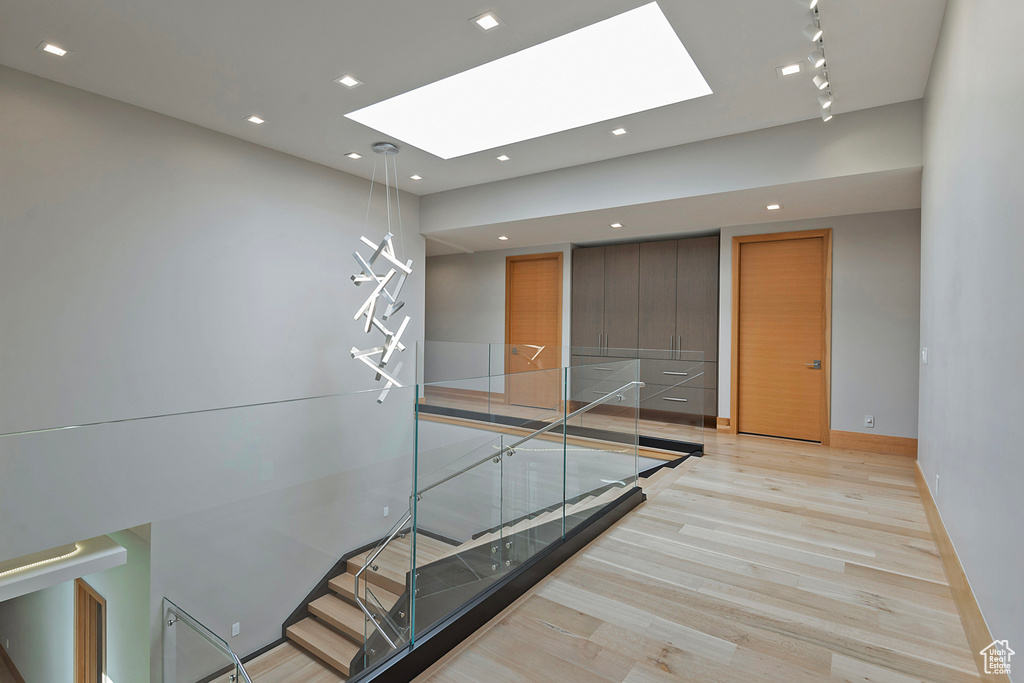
[345,2,712,160]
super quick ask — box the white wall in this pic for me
[0,529,150,683]
[919,0,1024,652]
[424,244,572,384]
[718,210,921,439]
[0,64,426,679]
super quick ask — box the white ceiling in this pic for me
[0,0,946,196]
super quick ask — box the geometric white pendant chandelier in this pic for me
[350,142,413,403]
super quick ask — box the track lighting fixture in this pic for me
[818,92,833,109]
[812,74,829,90]
[803,24,823,42]
[808,49,825,69]
[821,108,833,122]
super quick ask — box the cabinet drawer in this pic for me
[572,356,640,383]
[640,385,706,414]
[640,359,715,390]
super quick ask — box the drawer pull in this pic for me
[662,371,689,376]
[662,397,688,403]
[593,367,615,372]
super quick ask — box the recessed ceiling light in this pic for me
[335,74,362,88]
[346,3,712,160]
[610,223,623,228]
[410,175,423,180]
[246,115,265,125]
[496,154,511,161]
[498,235,509,241]
[778,63,802,77]
[473,12,501,31]
[803,24,823,42]
[610,127,629,136]
[38,42,68,57]
[766,204,782,211]
[345,152,362,160]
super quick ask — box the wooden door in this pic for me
[570,247,604,351]
[602,243,639,354]
[676,236,720,361]
[75,579,105,683]
[638,240,677,351]
[506,253,563,409]
[733,231,831,442]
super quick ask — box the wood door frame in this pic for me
[74,578,106,683]
[504,252,564,406]
[730,229,832,445]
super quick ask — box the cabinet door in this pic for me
[638,240,677,351]
[675,236,720,362]
[571,246,605,351]
[603,243,640,353]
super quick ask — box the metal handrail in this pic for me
[353,379,644,656]
[418,379,645,497]
[354,509,412,650]
[164,598,253,683]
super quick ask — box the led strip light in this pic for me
[0,544,82,578]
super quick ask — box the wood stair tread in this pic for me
[308,594,366,642]
[329,572,401,611]
[286,617,360,678]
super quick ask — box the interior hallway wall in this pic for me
[718,210,922,439]
[918,0,1024,653]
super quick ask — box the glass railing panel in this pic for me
[358,514,414,672]
[563,359,641,535]
[499,425,567,574]
[411,431,506,638]
[163,598,249,683]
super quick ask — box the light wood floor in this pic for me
[415,431,981,683]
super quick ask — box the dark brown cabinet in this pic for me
[570,243,639,353]
[571,235,720,425]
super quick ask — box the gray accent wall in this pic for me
[718,210,922,439]
[919,0,1024,653]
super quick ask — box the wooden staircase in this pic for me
[233,473,669,682]
[284,534,457,680]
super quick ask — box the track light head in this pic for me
[808,49,826,69]
[796,0,819,8]
[818,92,834,109]
[813,74,829,90]
[803,24,823,42]
[821,107,833,122]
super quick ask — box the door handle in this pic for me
[511,347,518,355]
[805,360,821,369]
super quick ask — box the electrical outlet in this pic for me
[935,474,940,496]
[864,415,874,428]
[231,622,240,637]
[384,506,389,518]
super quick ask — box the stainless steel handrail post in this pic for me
[164,598,253,683]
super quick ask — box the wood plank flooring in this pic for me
[415,431,981,683]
